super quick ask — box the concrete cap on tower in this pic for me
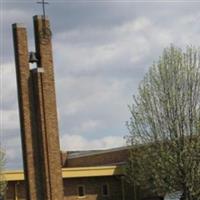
[12,23,26,28]
[33,15,49,20]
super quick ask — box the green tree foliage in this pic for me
[126,46,200,200]
[0,149,6,197]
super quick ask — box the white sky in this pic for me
[1,0,200,169]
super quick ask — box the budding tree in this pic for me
[126,46,200,200]
[0,149,6,197]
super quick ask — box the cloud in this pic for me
[1,110,19,130]
[0,63,18,109]
[0,62,19,129]
[56,76,133,139]
[60,134,125,151]
[53,13,200,82]
[2,2,200,170]
[1,129,22,170]
[71,119,102,134]
[53,17,153,74]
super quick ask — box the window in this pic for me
[102,183,109,197]
[77,185,85,198]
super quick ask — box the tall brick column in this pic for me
[12,23,38,200]
[31,15,64,200]
[12,16,64,200]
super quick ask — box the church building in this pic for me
[4,147,138,200]
[3,15,163,200]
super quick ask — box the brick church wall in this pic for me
[63,176,123,200]
[5,176,125,200]
[5,181,26,200]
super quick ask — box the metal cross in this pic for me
[37,0,49,19]
[37,0,51,40]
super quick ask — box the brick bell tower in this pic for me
[12,16,64,200]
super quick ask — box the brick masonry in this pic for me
[12,23,38,200]
[11,16,163,200]
[12,16,64,200]
[63,177,123,200]
[4,148,163,200]
[5,176,129,200]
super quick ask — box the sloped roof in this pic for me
[63,146,130,159]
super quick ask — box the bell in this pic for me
[29,52,38,63]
